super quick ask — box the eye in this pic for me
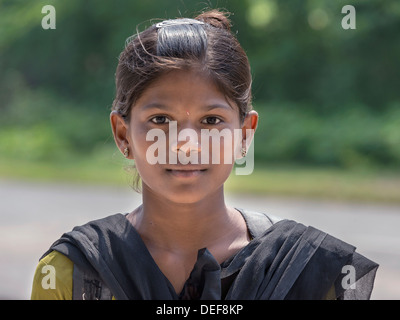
[151,115,170,124]
[202,116,222,125]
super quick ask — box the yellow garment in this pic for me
[31,250,73,300]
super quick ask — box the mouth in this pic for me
[166,167,207,178]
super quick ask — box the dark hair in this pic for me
[112,9,253,124]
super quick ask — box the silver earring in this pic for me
[123,147,129,158]
[241,147,247,157]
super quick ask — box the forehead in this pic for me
[134,69,234,108]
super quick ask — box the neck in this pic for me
[128,184,240,253]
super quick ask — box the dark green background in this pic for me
[1,0,399,169]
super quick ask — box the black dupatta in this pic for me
[41,208,378,300]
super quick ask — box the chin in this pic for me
[164,188,211,205]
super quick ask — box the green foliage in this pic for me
[254,103,400,169]
[0,0,399,171]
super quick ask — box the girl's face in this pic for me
[113,69,257,204]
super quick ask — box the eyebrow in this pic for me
[141,102,233,111]
[140,103,170,111]
[206,103,234,111]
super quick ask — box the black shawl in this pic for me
[41,208,378,300]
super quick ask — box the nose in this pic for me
[170,126,202,156]
[171,139,201,155]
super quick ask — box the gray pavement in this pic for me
[0,179,399,299]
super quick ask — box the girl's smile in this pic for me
[166,167,208,179]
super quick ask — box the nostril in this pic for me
[171,141,201,154]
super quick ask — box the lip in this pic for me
[166,168,207,178]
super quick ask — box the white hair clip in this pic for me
[156,18,204,29]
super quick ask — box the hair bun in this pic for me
[195,9,231,31]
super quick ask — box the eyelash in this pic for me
[150,115,170,124]
[150,115,223,125]
[202,116,222,125]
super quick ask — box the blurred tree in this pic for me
[0,0,399,167]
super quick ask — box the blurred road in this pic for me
[0,179,399,299]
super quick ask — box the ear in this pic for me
[241,110,258,149]
[110,111,133,159]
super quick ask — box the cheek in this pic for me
[204,128,241,165]
[128,126,157,170]
[129,122,155,154]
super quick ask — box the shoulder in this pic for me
[40,213,130,270]
[235,207,284,238]
[34,214,133,300]
[31,250,73,300]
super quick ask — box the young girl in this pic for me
[31,10,378,300]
